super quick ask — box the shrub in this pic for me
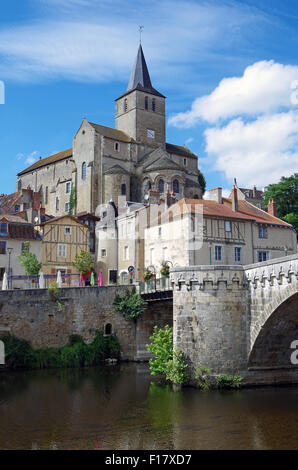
[195,365,212,390]
[160,262,170,278]
[146,325,173,376]
[217,375,243,389]
[143,268,155,282]
[0,331,121,370]
[72,251,94,275]
[164,350,189,385]
[17,241,42,275]
[113,287,147,321]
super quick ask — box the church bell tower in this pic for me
[115,44,166,148]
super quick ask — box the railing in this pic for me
[138,277,172,294]
[2,273,81,290]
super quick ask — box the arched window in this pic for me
[124,98,128,112]
[173,179,179,193]
[152,98,156,112]
[158,179,164,193]
[105,323,113,335]
[121,183,126,196]
[82,162,86,180]
[145,96,148,110]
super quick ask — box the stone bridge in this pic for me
[171,254,298,385]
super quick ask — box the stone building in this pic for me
[16,44,202,218]
[144,185,297,273]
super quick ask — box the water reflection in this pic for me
[0,364,298,450]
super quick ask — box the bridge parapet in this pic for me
[170,265,246,292]
[245,254,298,290]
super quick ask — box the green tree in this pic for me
[18,241,42,275]
[113,287,147,321]
[146,325,173,376]
[263,173,298,229]
[197,169,206,195]
[72,250,94,274]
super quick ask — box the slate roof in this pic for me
[166,143,197,159]
[117,45,165,99]
[18,148,73,176]
[88,122,135,143]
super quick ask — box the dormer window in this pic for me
[15,205,20,212]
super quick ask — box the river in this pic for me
[0,363,298,450]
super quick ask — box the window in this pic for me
[158,179,164,193]
[82,162,86,180]
[114,142,120,152]
[56,198,59,212]
[0,223,7,235]
[158,227,162,237]
[124,98,128,112]
[183,158,187,166]
[173,179,179,194]
[121,183,126,196]
[45,186,48,205]
[258,251,269,262]
[124,246,129,261]
[225,221,231,232]
[152,98,156,112]
[66,182,71,194]
[145,96,148,110]
[258,225,267,238]
[147,129,155,139]
[64,226,71,235]
[101,249,107,258]
[234,247,241,262]
[215,245,222,261]
[120,271,129,284]
[65,202,70,213]
[21,242,29,253]
[109,270,117,284]
[0,241,6,255]
[162,247,168,261]
[15,205,20,212]
[57,243,67,258]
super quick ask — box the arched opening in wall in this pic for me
[104,323,113,336]
[172,179,179,194]
[248,292,298,370]
[121,183,127,196]
[158,179,164,194]
[120,271,129,284]
[82,162,86,180]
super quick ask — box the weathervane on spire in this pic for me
[139,25,144,44]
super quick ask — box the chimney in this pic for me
[209,187,222,204]
[268,199,277,217]
[253,185,257,198]
[231,184,238,212]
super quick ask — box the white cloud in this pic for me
[205,111,298,187]
[17,151,39,165]
[169,60,298,126]
[0,1,266,83]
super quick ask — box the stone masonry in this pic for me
[0,286,172,361]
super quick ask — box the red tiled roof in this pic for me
[222,198,292,226]
[0,214,39,240]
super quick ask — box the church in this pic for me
[16,44,202,217]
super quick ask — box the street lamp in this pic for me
[7,247,13,289]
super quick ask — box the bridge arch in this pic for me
[248,291,298,369]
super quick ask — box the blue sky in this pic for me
[0,0,298,196]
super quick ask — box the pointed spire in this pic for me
[127,44,153,92]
